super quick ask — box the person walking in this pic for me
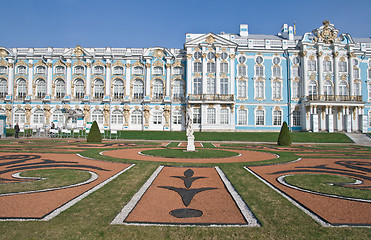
[14,123,20,138]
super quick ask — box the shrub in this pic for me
[277,121,291,146]
[87,121,102,143]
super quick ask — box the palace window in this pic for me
[237,109,248,125]
[94,79,104,99]
[353,68,360,79]
[36,79,46,99]
[256,56,263,64]
[172,80,184,100]
[53,110,64,124]
[74,66,85,75]
[0,66,7,74]
[237,64,247,77]
[193,78,202,95]
[220,108,229,125]
[221,52,228,60]
[292,81,300,99]
[111,110,123,125]
[152,79,164,99]
[293,111,301,126]
[368,85,371,100]
[324,80,333,96]
[368,69,371,79]
[220,78,228,95]
[152,111,162,125]
[74,79,85,99]
[238,55,246,64]
[323,60,332,72]
[192,108,201,124]
[17,79,27,99]
[207,77,215,94]
[308,80,317,96]
[207,62,216,73]
[113,79,124,99]
[272,65,281,78]
[33,109,45,124]
[354,82,361,96]
[207,52,215,60]
[194,51,201,59]
[17,66,27,74]
[308,60,316,71]
[55,66,65,74]
[133,66,143,75]
[255,109,264,125]
[255,81,264,99]
[173,67,183,75]
[194,62,202,73]
[94,66,104,75]
[92,109,104,124]
[339,61,347,72]
[55,79,65,99]
[292,56,300,65]
[273,110,282,126]
[238,81,247,98]
[153,66,163,75]
[172,110,182,125]
[273,57,281,65]
[0,79,7,98]
[14,109,26,124]
[255,65,264,77]
[272,81,282,99]
[339,80,348,96]
[220,62,228,73]
[113,66,124,75]
[36,66,46,74]
[131,110,142,125]
[292,66,300,77]
[207,108,216,124]
[133,80,144,99]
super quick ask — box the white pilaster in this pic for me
[125,62,131,96]
[186,53,192,95]
[27,61,33,96]
[230,53,236,96]
[165,59,171,97]
[215,54,220,94]
[66,59,72,97]
[328,106,334,132]
[46,59,53,96]
[145,59,151,97]
[202,52,207,94]
[317,51,323,95]
[346,107,351,132]
[333,51,339,96]
[301,50,308,96]
[105,60,111,96]
[348,54,354,97]
[86,59,92,97]
[7,60,14,97]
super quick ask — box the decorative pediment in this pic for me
[172,61,182,67]
[132,60,144,67]
[153,60,164,67]
[93,59,105,67]
[15,60,28,66]
[54,60,65,66]
[185,33,238,48]
[0,48,10,59]
[73,60,86,66]
[63,45,91,58]
[34,60,46,66]
[0,60,8,66]
[313,20,340,44]
[112,61,125,67]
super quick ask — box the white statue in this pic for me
[186,108,195,151]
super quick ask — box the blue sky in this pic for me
[1,0,370,49]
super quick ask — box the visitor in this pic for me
[14,123,20,138]
[51,122,55,129]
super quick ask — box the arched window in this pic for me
[172,110,182,125]
[36,79,46,99]
[36,66,46,74]
[17,66,27,74]
[17,79,27,99]
[207,108,216,124]
[220,62,228,73]
[55,79,65,99]
[75,66,85,75]
[55,66,65,74]
[193,78,202,95]
[207,77,215,94]
[74,79,85,99]
[194,51,201,60]
[94,79,104,99]
[111,109,123,124]
[220,78,228,95]
[339,61,347,72]
[113,79,124,99]
[255,81,264,99]
[238,55,246,64]
[193,62,202,73]
[94,66,104,75]
[220,108,229,125]
[255,109,264,125]
[152,80,164,99]
[92,109,103,124]
[207,52,215,60]
[272,81,281,99]
[339,80,348,96]
[14,109,26,124]
[308,60,316,71]
[354,82,361,96]
[255,65,264,77]
[324,80,333,96]
[237,109,248,125]
[33,109,44,124]
[152,110,162,125]
[323,60,332,72]
[238,64,247,77]
[0,79,7,98]
[273,110,282,126]
[0,66,7,74]
[133,79,144,99]
[172,80,184,100]
[292,81,300,99]
[153,66,163,75]
[133,66,143,75]
[308,80,317,96]
[272,66,281,78]
[113,66,123,75]
[238,81,247,98]
[131,110,142,125]
[52,110,64,124]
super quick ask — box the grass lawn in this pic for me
[141,148,240,158]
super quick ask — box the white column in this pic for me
[145,60,151,98]
[348,54,354,97]
[7,60,14,97]
[165,60,171,97]
[320,107,326,131]
[312,105,319,132]
[105,60,111,96]
[328,106,334,133]
[215,54,220,94]
[333,51,339,96]
[317,52,323,96]
[202,53,207,94]
[302,105,310,131]
[46,60,53,96]
[230,54,236,96]
[301,51,308,96]
[345,107,351,132]
[27,61,33,96]
[86,60,92,97]
[125,63,131,97]
[186,54,192,95]
[66,59,72,97]
[352,107,358,132]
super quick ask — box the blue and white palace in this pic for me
[0,20,371,132]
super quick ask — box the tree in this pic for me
[277,121,291,146]
[87,121,102,143]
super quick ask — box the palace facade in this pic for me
[0,21,370,132]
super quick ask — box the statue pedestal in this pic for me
[187,136,195,152]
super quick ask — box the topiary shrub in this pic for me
[277,121,291,146]
[87,121,102,143]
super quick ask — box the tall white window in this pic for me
[133,66,143,75]
[255,110,264,125]
[354,82,361,96]
[113,79,124,99]
[55,79,65,99]
[220,108,229,125]
[193,78,202,94]
[323,60,332,72]
[0,79,7,98]
[53,110,64,124]
[308,60,316,71]
[172,110,182,124]
[255,66,264,77]
[152,111,162,125]
[36,79,46,99]
[292,81,300,99]
[75,66,84,75]
[207,77,215,94]
[131,110,142,125]
[237,109,247,125]
[133,80,144,99]
[94,66,104,75]
[92,109,104,124]
[55,66,65,74]
[153,66,163,75]
[193,108,201,124]
[220,62,228,73]
[292,66,300,77]
[194,62,202,73]
[75,79,85,99]
[353,68,360,79]
[255,81,264,99]
[339,80,348,96]
[308,80,317,96]
[17,66,27,74]
[153,80,164,99]
[207,62,216,73]
[238,65,247,77]
[324,80,333,96]
[238,81,247,98]
[293,111,301,126]
[207,108,216,124]
[33,109,45,124]
[17,79,27,99]
[94,79,104,99]
[172,80,184,100]
[272,81,282,99]
[36,66,46,74]
[14,109,26,124]
[339,61,347,72]
[273,110,282,126]
[220,78,228,95]
[272,66,281,78]
[111,110,123,124]
[113,66,123,75]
